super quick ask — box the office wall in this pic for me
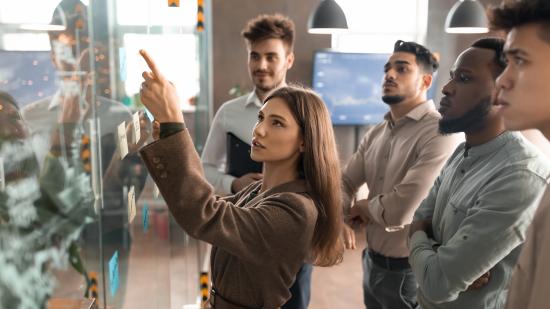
[211,0,507,164]
[212,0,331,112]
[427,0,502,104]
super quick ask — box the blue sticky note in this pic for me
[119,47,127,82]
[109,251,119,296]
[143,203,149,232]
[144,108,154,122]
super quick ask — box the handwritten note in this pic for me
[132,112,140,144]
[117,122,129,159]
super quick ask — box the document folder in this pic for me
[226,132,262,178]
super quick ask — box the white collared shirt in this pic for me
[201,91,262,194]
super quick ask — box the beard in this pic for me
[256,83,276,93]
[439,96,492,135]
[382,95,405,105]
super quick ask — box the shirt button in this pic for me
[156,164,164,170]
[153,157,161,164]
[160,171,168,179]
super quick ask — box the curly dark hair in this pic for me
[488,0,550,44]
[241,14,295,52]
[471,37,507,78]
[393,40,439,74]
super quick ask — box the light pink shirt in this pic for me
[342,100,462,257]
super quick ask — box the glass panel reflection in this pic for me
[0,0,210,307]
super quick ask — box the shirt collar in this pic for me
[245,179,310,205]
[48,91,101,111]
[245,91,263,108]
[465,131,517,158]
[48,90,63,110]
[384,100,436,126]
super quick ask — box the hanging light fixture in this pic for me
[19,6,67,31]
[308,0,348,34]
[445,0,488,34]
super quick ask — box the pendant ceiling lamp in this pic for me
[445,0,489,34]
[19,6,67,31]
[308,0,348,34]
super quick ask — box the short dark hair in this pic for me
[393,40,439,74]
[241,14,295,52]
[471,37,507,77]
[489,0,550,44]
[0,91,19,111]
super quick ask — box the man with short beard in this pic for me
[201,14,295,196]
[408,38,550,309]
[343,40,461,309]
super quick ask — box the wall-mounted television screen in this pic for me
[312,51,437,125]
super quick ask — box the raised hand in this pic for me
[139,50,184,124]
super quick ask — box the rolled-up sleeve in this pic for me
[367,135,458,229]
[342,132,370,214]
[409,169,546,303]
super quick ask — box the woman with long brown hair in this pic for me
[138,50,343,308]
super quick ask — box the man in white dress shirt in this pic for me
[201,14,294,195]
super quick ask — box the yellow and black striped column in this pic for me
[200,271,209,306]
[87,271,98,300]
[168,0,180,7]
[197,0,205,32]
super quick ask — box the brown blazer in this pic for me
[140,130,318,308]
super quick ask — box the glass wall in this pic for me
[0,0,212,308]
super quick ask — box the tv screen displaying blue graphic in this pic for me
[0,51,57,107]
[313,51,390,125]
[312,51,438,125]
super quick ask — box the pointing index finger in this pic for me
[139,49,164,80]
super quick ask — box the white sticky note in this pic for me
[117,122,129,159]
[0,157,4,192]
[153,183,160,199]
[132,112,140,144]
[127,186,136,223]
